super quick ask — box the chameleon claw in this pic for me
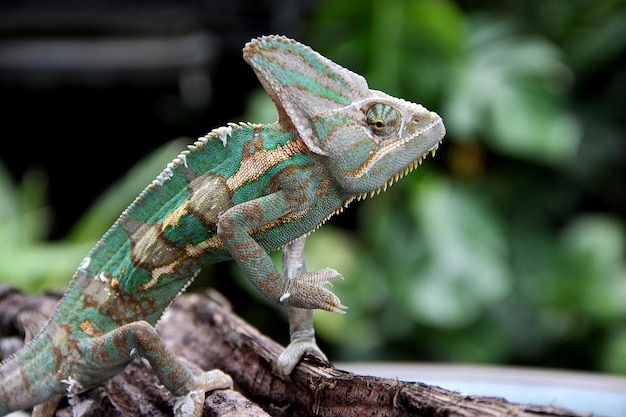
[329,303,348,315]
[316,285,348,313]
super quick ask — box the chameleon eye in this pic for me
[366,103,400,136]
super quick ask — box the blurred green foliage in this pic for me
[0,0,624,375]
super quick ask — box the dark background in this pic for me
[0,1,317,239]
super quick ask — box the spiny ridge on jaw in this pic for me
[359,141,441,201]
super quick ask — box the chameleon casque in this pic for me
[0,35,445,416]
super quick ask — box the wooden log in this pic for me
[0,286,589,417]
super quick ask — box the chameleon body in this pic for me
[0,35,444,416]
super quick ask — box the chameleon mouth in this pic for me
[355,140,442,201]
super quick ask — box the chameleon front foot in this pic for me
[173,370,233,417]
[280,268,348,313]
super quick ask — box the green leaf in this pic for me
[558,215,626,318]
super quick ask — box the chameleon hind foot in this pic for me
[173,370,233,417]
[276,305,331,379]
[92,322,233,417]
[276,337,328,379]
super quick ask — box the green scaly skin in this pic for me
[0,35,445,417]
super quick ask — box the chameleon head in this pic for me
[310,90,445,195]
[243,35,445,195]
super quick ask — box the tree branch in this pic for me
[0,286,589,417]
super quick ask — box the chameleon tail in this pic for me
[0,328,64,414]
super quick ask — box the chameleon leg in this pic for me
[218,191,346,313]
[88,321,232,417]
[276,236,330,378]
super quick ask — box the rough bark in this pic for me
[0,285,589,417]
